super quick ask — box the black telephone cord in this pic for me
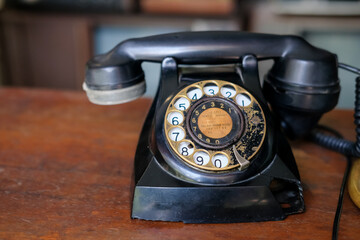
[311,75,360,157]
[310,63,360,240]
[311,127,352,240]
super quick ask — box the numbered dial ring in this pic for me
[164,80,266,172]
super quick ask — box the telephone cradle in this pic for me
[83,32,342,223]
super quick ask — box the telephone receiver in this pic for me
[83,32,340,223]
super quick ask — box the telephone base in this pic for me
[131,156,304,223]
[132,186,285,223]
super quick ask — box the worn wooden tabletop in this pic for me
[0,88,359,240]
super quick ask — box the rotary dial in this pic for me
[164,80,266,171]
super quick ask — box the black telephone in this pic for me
[83,32,342,223]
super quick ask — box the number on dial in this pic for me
[193,151,210,166]
[167,111,184,125]
[211,154,229,168]
[221,86,236,98]
[187,88,203,100]
[169,127,185,141]
[178,141,194,156]
[236,93,251,107]
[174,97,190,111]
[204,84,219,96]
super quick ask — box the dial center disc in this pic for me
[187,97,244,149]
[197,108,233,139]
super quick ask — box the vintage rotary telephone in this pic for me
[83,32,360,224]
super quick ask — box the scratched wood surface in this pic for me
[0,88,359,240]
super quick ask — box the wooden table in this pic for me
[0,88,359,240]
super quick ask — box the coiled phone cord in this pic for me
[310,63,360,240]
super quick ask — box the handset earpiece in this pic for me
[83,48,145,105]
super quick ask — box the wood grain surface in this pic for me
[0,88,359,240]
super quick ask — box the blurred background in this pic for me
[0,0,359,108]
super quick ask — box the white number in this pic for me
[169,127,185,141]
[174,97,190,111]
[211,154,229,168]
[236,93,251,107]
[187,88,203,101]
[204,85,219,96]
[193,151,210,166]
[221,86,236,98]
[167,111,184,125]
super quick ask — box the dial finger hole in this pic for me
[193,151,210,166]
[211,153,229,168]
[167,111,184,126]
[236,93,252,107]
[174,97,190,111]
[178,141,194,157]
[220,85,236,98]
[203,83,219,96]
[187,87,203,101]
[169,127,185,142]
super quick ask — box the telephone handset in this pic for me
[83,32,340,223]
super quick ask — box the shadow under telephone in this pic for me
[83,32,360,224]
